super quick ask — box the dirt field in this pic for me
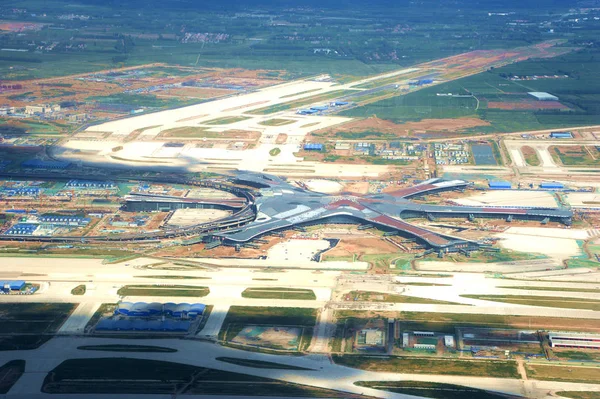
[520,145,541,166]
[566,192,600,208]
[303,179,343,193]
[487,101,569,110]
[167,209,231,226]
[311,116,490,140]
[342,182,371,194]
[323,237,399,261]
[496,227,590,259]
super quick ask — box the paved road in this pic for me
[57,301,101,335]
[2,336,600,399]
[197,303,231,338]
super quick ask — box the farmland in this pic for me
[551,146,598,166]
[342,47,600,133]
[333,355,520,378]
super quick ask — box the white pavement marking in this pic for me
[57,302,101,335]
[197,303,230,338]
[510,148,526,167]
[309,307,335,353]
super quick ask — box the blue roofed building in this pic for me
[549,132,573,139]
[489,181,512,189]
[304,143,324,151]
[21,159,71,170]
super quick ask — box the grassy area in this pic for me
[342,48,600,133]
[334,310,600,333]
[269,147,281,156]
[216,357,312,370]
[521,146,541,166]
[525,364,600,384]
[280,89,322,99]
[333,355,519,378]
[259,119,296,126]
[566,259,600,269]
[556,392,600,399]
[203,116,251,125]
[461,295,600,311]
[77,345,177,352]
[135,275,211,280]
[42,358,357,397]
[241,288,316,300]
[421,248,545,264]
[249,90,358,115]
[71,285,86,296]
[348,291,462,305]
[0,303,77,350]
[498,286,600,293]
[116,285,209,297]
[219,306,317,351]
[0,360,25,394]
[355,381,510,399]
[88,93,196,109]
[551,146,597,166]
[554,350,600,362]
[352,70,427,89]
[160,126,220,138]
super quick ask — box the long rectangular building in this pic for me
[549,332,600,349]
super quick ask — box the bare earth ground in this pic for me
[310,116,491,140]
[322,237,398,260]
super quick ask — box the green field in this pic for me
[42,358,359,396]
[355,381,510,399]
[551,146,598,166]
[203,116,251,125]
[498,286,600,293]
[521,146,541,166]
[160,126,238,138]
[348,291,462,305]
[334,310,600,333]
[556,392,600,399]
[341,48,600,133]
[88,93,196,109]
[333,355,519,378]
[248,90,358,115]
[116,285,210,297]
[71,285,86,295]
[462,295,600,311]
[241,288,316,300]
[0,303,77,350]
[525,364,600,383]
[259,119,296,126]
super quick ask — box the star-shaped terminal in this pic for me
[213,172,572,253]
